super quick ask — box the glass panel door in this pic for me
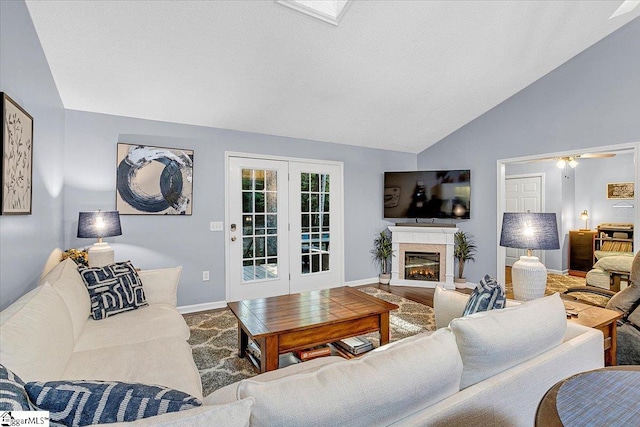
[228,157,289,301]
[289,162,343,293]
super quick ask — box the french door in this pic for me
[227,155,343,302]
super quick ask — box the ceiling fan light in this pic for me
[556,159,567,169]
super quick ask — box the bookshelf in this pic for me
[595,223,634,253]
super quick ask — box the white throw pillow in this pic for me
[434,286,470,329]
[450,293,567,389]
[593,255,634,272]
[0,283,75,381]
[237,328,462,427]
[138,267,182,307]
[42,258,91,341]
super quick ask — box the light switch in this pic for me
[210,221,223,231]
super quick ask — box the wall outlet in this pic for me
[202,271,210,281]
[209,221,223,231]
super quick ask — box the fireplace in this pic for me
[405,252,440,281]
[388,225,458,288]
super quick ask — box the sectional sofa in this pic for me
[0,258,604,426]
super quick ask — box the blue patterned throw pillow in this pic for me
[25,380,201,426]
[462,275,506,316]
[78,261,147,320]
[0,364,31,411]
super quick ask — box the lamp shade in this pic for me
[499,212,560,251]
[77,211,122,239]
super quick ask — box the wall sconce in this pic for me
[580,210,589,230]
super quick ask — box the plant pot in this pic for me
[454,278,467,289]
[379,273,391,285]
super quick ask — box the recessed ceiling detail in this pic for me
[275,0,351,25]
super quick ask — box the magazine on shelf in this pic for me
[333,336,373,355]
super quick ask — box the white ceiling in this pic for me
[25,1,640,154]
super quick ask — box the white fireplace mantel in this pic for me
[388,225,458,289]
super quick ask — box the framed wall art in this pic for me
[2,93,33,215]
[116,143,193,215]
[607,182,634,200]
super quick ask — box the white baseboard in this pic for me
[547,269,568,275]
[345,277,379,287]
[178,300,227,314]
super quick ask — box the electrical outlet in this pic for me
[209,221,223,231]
[202,271,210,281]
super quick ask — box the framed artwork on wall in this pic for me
[1,93,33,215]
[607,182,634,200]
[116,143,193,215]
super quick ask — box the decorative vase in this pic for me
[379,273,391,285]
[454,278,467,289]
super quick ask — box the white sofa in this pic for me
[0,258,254,426]
[204,288,604,427]
[1,260,604,426]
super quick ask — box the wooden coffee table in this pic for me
[227,286,399,373]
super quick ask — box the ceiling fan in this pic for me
[528,153,616,169]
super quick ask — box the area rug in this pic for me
[184,287,435,396]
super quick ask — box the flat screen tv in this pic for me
[384,170,471,219]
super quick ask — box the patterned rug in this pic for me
[184,287,435,396]
[505,273,610,308]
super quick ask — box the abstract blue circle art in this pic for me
[116,144,193,215]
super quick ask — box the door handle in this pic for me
[231,236,237,242]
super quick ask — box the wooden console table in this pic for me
[228,287,398,373]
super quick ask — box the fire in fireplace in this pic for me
[405,252,440,281]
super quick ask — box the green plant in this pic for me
[454,231,477,279]
[370,230,394,275]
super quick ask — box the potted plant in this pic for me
[454,231,477,288]
[371,230,394,284]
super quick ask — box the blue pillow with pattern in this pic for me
[25,380,201,426]
[462,275,506,316]
[0,364,31,411]
[78,261,148,320]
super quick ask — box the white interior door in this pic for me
[227,155,343,301]
[505,175,543,266]
[228,157,290,301]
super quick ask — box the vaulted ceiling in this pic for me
[25,1,640,153]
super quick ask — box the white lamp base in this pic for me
[88,242,114,267]
[511,255,547,301]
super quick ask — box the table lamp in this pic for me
[77,210,122,267]
[580,210,589,230]
[500,212,560,301]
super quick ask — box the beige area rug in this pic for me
[505,273,610,308]
[184,287,435,396]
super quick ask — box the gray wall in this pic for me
[417,17,640,283]
[575,153,635,227]
[0,0,66,310]
[63,110,415,306]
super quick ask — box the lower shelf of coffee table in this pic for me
[246,341,373,372]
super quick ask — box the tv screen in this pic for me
[384,170,471,219]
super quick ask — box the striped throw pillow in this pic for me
[462,275,506,316]
[25,380,201,426]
